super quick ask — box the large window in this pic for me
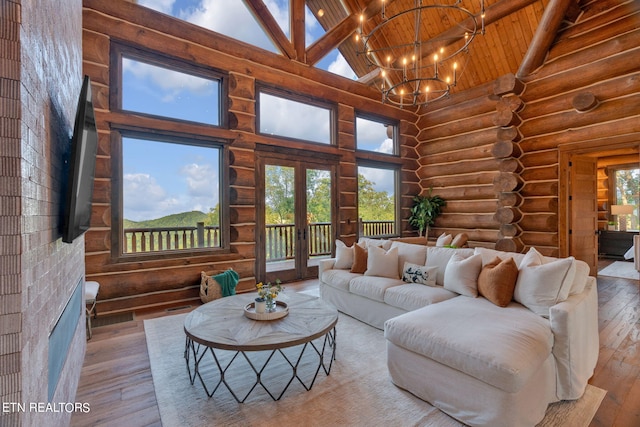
[121,56,222,126]
[258,91,333,144]
[121,136,223,254]
[115,46,227,257]
[358,165,398,237]
[610,165,639,231]
[356,116,397,154]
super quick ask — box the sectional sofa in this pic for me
[318,238,599,427]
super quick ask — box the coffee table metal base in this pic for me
[184,326,336,402]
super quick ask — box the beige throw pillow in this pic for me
[477,256,519,307]
[365,246,399,279]
[334,240,354,269]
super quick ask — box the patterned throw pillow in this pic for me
[402,262,438,286]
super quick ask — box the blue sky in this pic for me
[123,0,394,221]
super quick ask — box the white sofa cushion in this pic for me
[514,256,576,317]
[349,275,404,302]
[391,241,428,277]
[321,269,362,292]
[384,297,553,393]
[365,246,399,279]
[334,240,354,269]
[401,262,437,286]
[443,252,482,297]
[426,247,474,286]
[384,283,459,312]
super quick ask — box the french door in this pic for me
[257,154,336,283]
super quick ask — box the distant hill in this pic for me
[124,211,208,229]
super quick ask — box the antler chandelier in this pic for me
[357,0,485,108]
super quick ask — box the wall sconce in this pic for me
[611,204,635,232]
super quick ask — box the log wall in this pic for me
[417,0,640,256]
[82,0,417,313]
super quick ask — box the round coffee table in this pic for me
[184,292,338,402]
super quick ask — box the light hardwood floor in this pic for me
[71,268,639,427]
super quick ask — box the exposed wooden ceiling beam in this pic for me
[291,0,306,61]
[244,0,296,60]
[306,0,389,66]
[357,67,381,85]
[517,0,576,77]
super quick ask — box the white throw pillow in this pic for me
[425,246,468,286]
[514,257,576,317]
[519,247,545,269]
[334,240,354,269]
[402,262,438,286]
[365,246,399,279]
[443,253,482,297]
[435,233,453,247]
[391,241,428,277]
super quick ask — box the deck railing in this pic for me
[123,220,393,257]
[123,222,220,253]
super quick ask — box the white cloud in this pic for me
[260,94,331,143]
[123,59,214,102]
[376,138,394,154]
[328,53,357,80]
[123,173,180,221]
[181,162,218,199]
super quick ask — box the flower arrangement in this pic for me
[256,279,283,312]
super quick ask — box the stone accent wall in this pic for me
[1,0,86,425]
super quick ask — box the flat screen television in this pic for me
[62,75,98,243]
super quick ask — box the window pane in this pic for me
[356,117,395,154]
[259,92,331,144]
[122,137,221,253]
[615,167,639,230]
[122,57,220,125]
[358,166,396,237]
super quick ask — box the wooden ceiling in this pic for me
[248,0,585,101]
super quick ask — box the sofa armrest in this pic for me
[549,277,599,400]
[318,258,337,283]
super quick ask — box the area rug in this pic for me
[145,308,606,427]
[598,261,640,280]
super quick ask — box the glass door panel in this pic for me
[306,168,333,270]
[265,164,296,277]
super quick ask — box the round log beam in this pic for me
[495,237,525,253]
[492,141,523,159]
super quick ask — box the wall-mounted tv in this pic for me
[62,75,98,243]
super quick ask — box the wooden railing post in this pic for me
[197,222,205,248]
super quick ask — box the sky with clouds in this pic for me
[124,0,395,221]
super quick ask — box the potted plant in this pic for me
[408,189,446,237]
